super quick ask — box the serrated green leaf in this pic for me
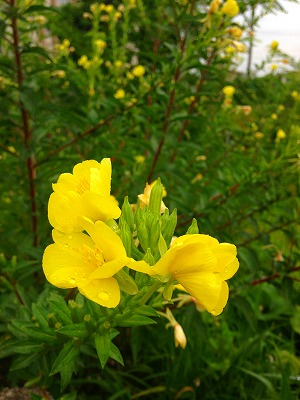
[95,332,111,369]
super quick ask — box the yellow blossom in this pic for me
[232,40,246,52]
[271,40,279,50]
[209,0,221,13]
[132,65,146,78]
[271,64,278,71]
[225,46,236,54]
[126,71,135,80]
[254,132,264,139]
[221,0,239,17]
[114,60,123,68]
[236,105,252,115]
[227,26,243,38]
[276,129,286,140]
[78,55,90,69]
[48,159,121,233]
[134,155,146,164]
[191,173,203,184]
[105,4,114,13]
[291,90,299,100]
[62,39,70,48]
[138,181,167,213]
[277,105,285,112]
[131,234,239,315]
[271,113,278,120]
[43,219,131,308]
[281,59,289,64]
[95,39,107,51]
[222,85,235,97]
[51,70,66,79]
[100,15,110,22]
[114,89,126,99]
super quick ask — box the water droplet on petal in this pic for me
[69,278,76,285]
[68,235,72,240]
[64,244,69,248]
[98,291,110,301]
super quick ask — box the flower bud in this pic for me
[121,196,134,231]
[186,218,199,234]
[119,218,132,256]
[174,323,187,349]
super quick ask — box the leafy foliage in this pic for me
[0,0,299,399]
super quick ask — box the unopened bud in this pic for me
[174,323,187,349]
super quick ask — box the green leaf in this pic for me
[95,331,111,369]
[132,305,159,317]
[109,343,124,366]
[117,315,156,327]
[32,303,49,328]
[57,323,88,339]
[10,353,40,371]
[9,321,57,344]
[48,293,72,325]
[50,340,80,376]
[11,340,44,354]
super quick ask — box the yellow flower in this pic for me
[271,113,278,120]
[254,132,264,139]
[291,90,299,100]
[227,26,243,38]
[138,181,167,213]
[134,155,146,164]
[209,0,221,13]
[114,89,126,99]
[131,234,239,316]
[276,129,286,140]
[132,65,146,78]
[222,85,235,97]
[51,70,66,79]
[43,220,130,308]
[232,40,246,52]
[271,40,279,50]
[271,64,278,71]
[221,0,239,17]
[48,159,121,233]
[78,55,90,69]
[95,39,107,51]
[114,60,123,68]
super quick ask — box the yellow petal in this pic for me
[127,259,156,275]
[42,243,94,288]
[213,243,237,272]
[83,219,126,261]
[179,272,223,314]
[81,191,121,221]
[48,192,84,233]
[211,281,229,316]
[52,229,95,249]
[78,277,120,307]
[220,257,239,280]
[88,257,129,279]
[170,242,216,275]
[53,173,78,195]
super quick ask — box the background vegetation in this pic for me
[0,0,299,399]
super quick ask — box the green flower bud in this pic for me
[186,218,199,234]
[121,196,134,231]
[84,314,97,332]
[149,217,161,250]
[161,208,177,246]
[136,221,149,252]
[149,178,163,214]
[68,300,83,323]
[114,268,138,295]
[158,234,168,257]
[119,218,132,256]
[143,248,155,266]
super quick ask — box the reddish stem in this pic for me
[11,0,38,247]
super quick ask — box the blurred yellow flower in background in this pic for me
[114,88,126,99]
[132,65,146,78]
[271,40,279,50]
[221,0,239,17]
[223,85,235,97]
[276,129,286,140]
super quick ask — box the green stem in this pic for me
[138,280,162,306]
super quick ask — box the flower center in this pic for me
[81,244,104,269]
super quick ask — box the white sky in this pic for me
[238,1,300,73]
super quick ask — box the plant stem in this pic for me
[138,280,162,306]
[10,0,38,247]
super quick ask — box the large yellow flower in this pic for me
[43,219,130,307]
[131,234,239,315]
[48,159,121,233]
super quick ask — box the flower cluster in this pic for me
[43,158,239,317]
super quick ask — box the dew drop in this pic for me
[64,244,69,248]
[69,278,76,285]
[68,235,72,240]
[98,291,110,301]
